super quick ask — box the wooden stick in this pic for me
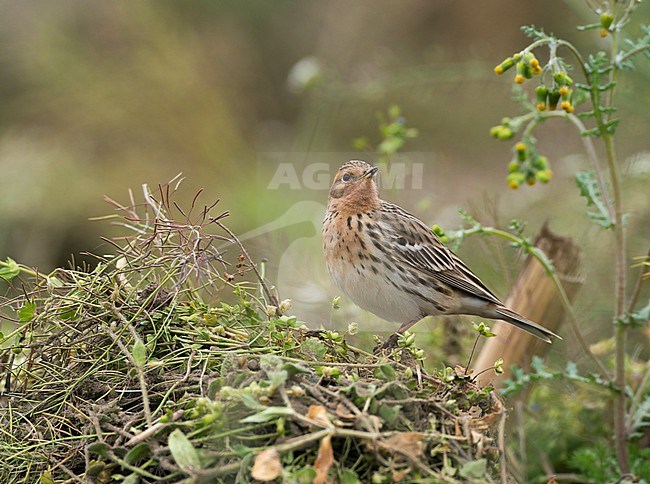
[473,223,583,387]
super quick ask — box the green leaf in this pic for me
[121,474,139,484]
[39,471,55,484]
[292,467,318,483]
[565,361,579,378]
[575,171,614,229]
[628,301,650,327]
[530,355,548,374]
[168,429,202,472]
[240,391,263,410]
[85,463,106,478]
[18,301,36,323]
[240,406,295,423]
[339,468,361,484]
[630,395,650,437]
[132,339,147,367]
[459,458,487,479]
[0,258,21,281]
[124,443,151,465]
[87,441,110,458]
[375,364,396,382]
[378,403,401,424]
[494,358,504,375]
[301,337,328,361]
[283,361,311,377]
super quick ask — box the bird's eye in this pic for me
[342,173,352,182]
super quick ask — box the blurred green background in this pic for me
[1,1,648,341]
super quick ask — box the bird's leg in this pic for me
[395,318,420,335]
[379,318,421,351]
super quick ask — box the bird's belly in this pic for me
[327,259,422,324]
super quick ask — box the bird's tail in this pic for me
[491,307,561,344]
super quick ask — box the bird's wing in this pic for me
[378,202,503,306]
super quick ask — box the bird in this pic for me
[322,160,560,346]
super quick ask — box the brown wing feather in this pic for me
[379,202,503,306]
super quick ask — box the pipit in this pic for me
[322,160,559,345]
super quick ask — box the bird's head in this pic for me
[328,160,380,211]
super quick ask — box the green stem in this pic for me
[556,40,591,82]
[617,43,650,65]
[0,259,50,281]
[464,334,481,375]
[595,29,629,475]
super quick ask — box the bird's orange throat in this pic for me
[328,180,380,214]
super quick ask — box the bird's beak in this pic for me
[361,166,379,179]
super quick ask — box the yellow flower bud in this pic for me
[506,172,525,189]
[529,58,542,75]
[561,101,574,113]
[535,169,553,183]
[494,57,516,75]
[516,61,531,82]
[600,12,614,37]
[515,143,527,161]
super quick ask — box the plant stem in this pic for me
[617,44,650,65]
[214,220,279,310]
[597,30,630,474]
[464,334,481,375]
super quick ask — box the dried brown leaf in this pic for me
[383,432,425,459]
[306,405,331,428]
[334,403,355,420]
[392,469,409,481]
[251,449,282,481]
[313,434,334,484]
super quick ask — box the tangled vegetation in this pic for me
[0,181,506,483]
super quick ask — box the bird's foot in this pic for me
[373,333,401,354]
